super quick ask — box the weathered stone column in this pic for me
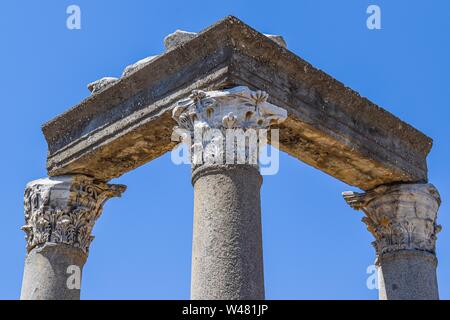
[20,175,125,300]
[343,183,441,300]
[172,86,287,299]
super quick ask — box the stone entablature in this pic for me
[343,183,441,259]
[22,175,125,254]
[42,16,431,190]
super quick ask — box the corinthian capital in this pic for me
[171,86,287,167]
[172,86,287,133]
[342,183,441,259]
[22,175,126,255]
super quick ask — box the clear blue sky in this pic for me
[0,0,449,299]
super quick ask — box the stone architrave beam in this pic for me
[42,16,432,190]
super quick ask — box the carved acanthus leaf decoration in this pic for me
[171,86,287,166]
[343,183,441,260]
[22,175,126,254]
[172,86,287,134]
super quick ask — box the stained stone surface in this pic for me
[42,16,431,190]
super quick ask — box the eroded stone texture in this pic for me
[122,55,159,77]
[22,175,125,254]
[42,16,432,190]
[20,175,125,300]
[265,34,287,48]
[87,77,119,94]
[343,183,441,258]
[164,29,287,50]
[164,30,198,50]
[343,183,441,300]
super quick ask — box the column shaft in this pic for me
[377,251,438,300]
[21,244,86,300]
[191,164,264,300]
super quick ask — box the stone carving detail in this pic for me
[22,176,126,254]
[172,86,287,133]
[172,86,287,165]
[343,183,441,260]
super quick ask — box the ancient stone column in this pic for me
[343,183,441,300]
[172,86,287,299]
[20,175,125,300]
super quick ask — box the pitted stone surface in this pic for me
[191,164,264,300]
[378,250,439,300]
